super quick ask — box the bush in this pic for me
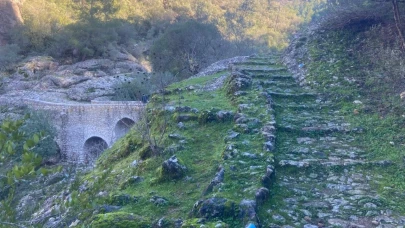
[111,72,176,101]
[111,75,152,101]
[20,111,59,159]
[150,20,246,79]
[0,44,22,71]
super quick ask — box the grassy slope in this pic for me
[64,62,279,227]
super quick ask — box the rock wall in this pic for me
[0,0,23,46]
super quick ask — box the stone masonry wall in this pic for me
[24,99,145,163]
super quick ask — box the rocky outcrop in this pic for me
[0,0,23,46]
[0,55,148,104]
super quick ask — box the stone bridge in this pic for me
[23,99,145,164]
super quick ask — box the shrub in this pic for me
[20,111,59,159]
[112,72,176,101]
[150,20,242,79]
[111,75,152,101]
[0,44,22,71]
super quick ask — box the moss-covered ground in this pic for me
[62,56,284,227]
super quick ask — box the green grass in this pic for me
[167,88,235,111]
[167,71,227,90]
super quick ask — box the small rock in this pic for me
[69,219,80,227]
[165,106,176,112]
[242,152,258,159]
[400,91,405,99]
[272,214,285,222]
[177,122,185,129]
[225,131,240,141]
[263,141,274,152]
[131,160,138,167]
[168,133,185,140]
[150,196,168,206]
[364,202,377,209]
[303,225,318,228]
[297,137,315,144]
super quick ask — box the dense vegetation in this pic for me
[1,0,323,78]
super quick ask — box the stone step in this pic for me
[248,74,295,81]
[268,91,318,99]
[278,158,369,168]
[255,79,296,87]
[241,68,288,75]
[235,61,277,66]
[273,103,334,111]
[276,123,352,135]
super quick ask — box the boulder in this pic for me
[193,198,236,219]
[160,155,186,180]
[255,187,269,206]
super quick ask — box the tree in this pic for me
[0,116,45,222]
[74,0,119,22]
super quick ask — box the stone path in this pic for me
[235,56,405,227]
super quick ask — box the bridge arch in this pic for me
[114,117,135,140]
[83,136,108,164]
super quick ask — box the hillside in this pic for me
[2,51,404,226]
[2,0,405,227]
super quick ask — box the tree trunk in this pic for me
[392,0,405,50]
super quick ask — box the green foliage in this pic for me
[75,0,120,22]
[21,111,59,159]
[49,19,122,59]
[0,116,48,221]
[4,0,323,63]
[112,72,175,101]
[150,20,238,79]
